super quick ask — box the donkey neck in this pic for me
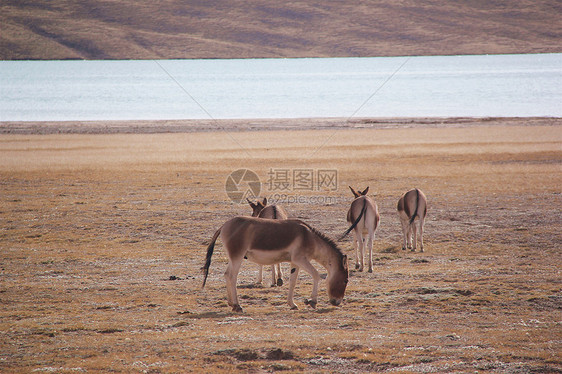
[312,235,343,274]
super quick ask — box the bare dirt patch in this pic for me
[0,119,561,372]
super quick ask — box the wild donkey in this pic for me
[397,188,427,252]
[341,187,380,273]
[202,217,349,312]
[247,198,288,286]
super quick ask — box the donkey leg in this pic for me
[360,235,366,272]
[419,217,425,252]
[270,265,277,287]
[353,236,360,270]
[400,218,408,250]
[354,231,364,272]
[224,259,243,312]
[225,263,235,307]
[257,265,263,284]
[293,257,320,309]
[276,263,283,286]
[287,265,300,310]
[367,234,374,273]
[411,221,418,252]
[407,221,413,250]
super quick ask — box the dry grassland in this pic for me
[0,121,561,373]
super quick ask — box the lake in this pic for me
[1,54,560,121]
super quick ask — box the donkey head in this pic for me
[328,254,349,306]
[247,197,268,217]
[349,186,369,198]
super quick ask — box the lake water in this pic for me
[1,54,561,121]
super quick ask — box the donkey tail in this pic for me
[409,188,420,225]
[201,226,222,288]
[339,199,367,241]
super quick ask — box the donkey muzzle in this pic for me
[330,298,342,306]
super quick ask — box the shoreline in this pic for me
[1,117,560,135]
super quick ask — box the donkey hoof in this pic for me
[368,268,373,273]
[290,305,299,310]
[277,278,283,287]
[232,304,243,313]
[304,299,317,309]
[355,263,360,270]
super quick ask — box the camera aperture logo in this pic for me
[225,169,261,204]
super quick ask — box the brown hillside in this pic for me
[1,0,561,60]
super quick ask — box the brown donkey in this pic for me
[247,198,288,286]
[397,188,427,252]
[202,217,349,312]
[342,187,380,273]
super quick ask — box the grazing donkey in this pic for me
[397,188,427,252]
[342,187,380,273]
[202,217,349,312]
[247,198,288,286]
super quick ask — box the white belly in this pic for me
[245,249,291,265]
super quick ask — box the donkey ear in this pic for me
[262,197,267,206]
[342,255,348,270]
[349,186,360,198]
[361,187,369,195]
[247,198,256,208]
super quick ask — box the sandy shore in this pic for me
[1,118,561,372]
[1,116,559,135]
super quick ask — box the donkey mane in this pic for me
[301,222,345,261]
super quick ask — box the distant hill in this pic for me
[1,0,560,60]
